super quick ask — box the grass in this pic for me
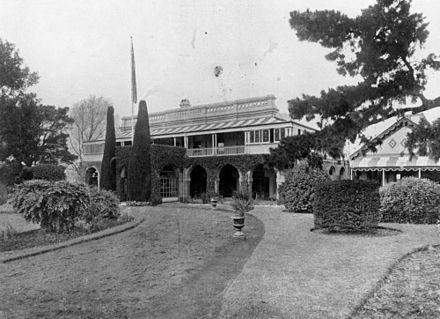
[0,206,264,319]
[350,245,440,319]
[0,218,131,252]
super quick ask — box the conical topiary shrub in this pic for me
[100,106,116,191]
[127,100,152,201]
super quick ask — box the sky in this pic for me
[1,0,440,126]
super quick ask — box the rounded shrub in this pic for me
[11,180,90,233]
[32,164,66,181]
[82,189,120,223]
[380,177,440,224]
[279,162,329,213]
[313,180,380,232]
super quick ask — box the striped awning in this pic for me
[351,155,440,171]
[116,116,288,139]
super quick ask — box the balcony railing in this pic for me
[185,145,275,157]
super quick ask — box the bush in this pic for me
[380,177,440,224]
[82,189,120,223]
[313,180,380,232]
[11,180,90,233]
[32,164,66,181]
[150,193,162,206]
[0,182,7,205]
[279,162,329,213]
[231,191,254,216]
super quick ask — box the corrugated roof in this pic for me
[116,116,291,140]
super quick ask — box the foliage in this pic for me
[0,38,38,94]
[380,177,440,224]
[406,117,440,160]
[0,38,76,179]
[314,180,381,232]
[69,95,110,167]
[0,181,7,205]
[0,162,22,186]
[230,190,254,217]
[100,106,116,191]
[32,164,66,181]
[287,0,440,157]
[82,188,120,223]
[150,193,163,206]
[127,100,152,201]
[279,162,329,213]
[116,144,187,201]
[11,180,90,233]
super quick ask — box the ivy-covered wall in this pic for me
[116,144,187,200]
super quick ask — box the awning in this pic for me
[351,155,440,171]
[116,116,289,139]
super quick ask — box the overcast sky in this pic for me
[1,0,440,124]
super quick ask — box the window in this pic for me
[298,129,301,135]
[262,130,269,142]
[255,130,260,143]
[250,131,254,143]
[280,128,286,139]
[274,129,280,141]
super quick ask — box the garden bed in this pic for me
[0,218,131,252]
[352,245,440,319]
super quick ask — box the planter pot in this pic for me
[232,215,245,239]
[210,199,218,209]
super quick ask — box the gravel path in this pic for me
[219,207,440,319]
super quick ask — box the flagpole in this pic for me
[130,36,137,144]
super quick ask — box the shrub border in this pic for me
[0,210,144,264]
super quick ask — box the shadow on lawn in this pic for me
[141,213,265,319]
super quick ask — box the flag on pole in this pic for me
[131,37,137,104]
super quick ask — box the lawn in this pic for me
[0,205,264,318]
[351,245,440,319]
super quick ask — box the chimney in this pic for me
[179,99,191,108]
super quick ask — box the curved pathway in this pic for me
[219,207,440,319]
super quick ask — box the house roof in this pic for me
[351,155,440,171]
[115,115,297,140]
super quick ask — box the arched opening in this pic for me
[329,166,336,176]
[160,164,179,201]
[339,167,345,179]
[219,164,239,197]
[85,167,99,187]
[190,165,207,198]
[252,164,276,200]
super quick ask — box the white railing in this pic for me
[186,145,277,157]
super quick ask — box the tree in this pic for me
[283,0,440,158]
[406,117,440,160]
[127,100,152,201]
[0,38,76,172]
[100,106,116,191]
[69,95,109,167]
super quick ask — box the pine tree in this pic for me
[100,106,116,191]
[127,100,152,201]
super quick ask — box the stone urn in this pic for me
[232,214,245,238]
[210,198,218,209]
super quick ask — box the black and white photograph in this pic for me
[1,0,440,318]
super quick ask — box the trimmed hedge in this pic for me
[278,162,329,213]
[12,180,90,233]
[314,180,380,232]
[0,181,7,205]
[32,164,66,181]
[380,177,440,224]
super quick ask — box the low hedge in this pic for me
[313,180,380,232]
[12,180,90,233]
[380,177,440,224]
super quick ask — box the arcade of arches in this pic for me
[186,163,279,200]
